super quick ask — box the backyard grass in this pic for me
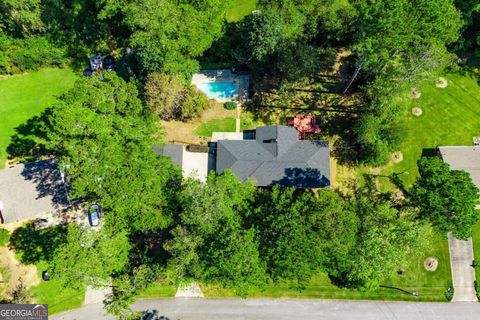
[29,261,85,315]
[0,68,76,168]
[361,71,480,191]
[226,0,258,22]
[194,113,260,137]
[202,229,452,301]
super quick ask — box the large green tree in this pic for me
[165,172,266,296]
[412,157,479,239]
[51,224,131,289]
[310,190,359,279]
[101,0,234,76]
[238,10,286,62]
[46,72,180,233]
[341,194,424,289]
[253,187,323,287]
[0,0,44,37]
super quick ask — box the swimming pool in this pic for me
[197,81,239,99]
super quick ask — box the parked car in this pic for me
[88,204,101,227]
[141,309,170,320]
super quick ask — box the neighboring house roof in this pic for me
[153,144,184,167]
[438,146,480,188]
[0,158,67,224]
[216,126,330,188]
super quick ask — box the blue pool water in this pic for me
[197,81,239,99]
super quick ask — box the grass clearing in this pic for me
[226,0,258,22]
[347,71,480,191]
[202,229,451,301]
[0,68,76,168]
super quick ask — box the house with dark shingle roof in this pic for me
[215,125,330,188]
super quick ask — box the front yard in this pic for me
[201,228,452,301]
[7,223,86,315]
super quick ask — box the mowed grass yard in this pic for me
[367,71,480,190]
[30,261,85,315]
[0,68,76,168]
[201,229,452,301]
[194,113,261,137]
[226,0,258,22]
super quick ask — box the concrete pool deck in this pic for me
[192,69,249,102]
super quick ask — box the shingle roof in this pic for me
[216,126,330,188]
[153,144,184,167]
[438,146,480,188]
[0,159,67,224]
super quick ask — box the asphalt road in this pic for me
[53,299,480,320]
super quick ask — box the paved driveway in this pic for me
[53,299,480,320]
[448,233,477,302]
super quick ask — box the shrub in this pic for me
[145,73,210,120]
[445,286,454,301]
[0,35,66,74]
[180,86,209,120]
[224,101,237,110]
[0,228,10,246]
[145,73,185,120]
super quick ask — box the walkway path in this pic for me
[448,232,477,302]
[235,104,241,132]
[53,299,480,320]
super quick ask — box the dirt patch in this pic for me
[0,246,39,300]
[412,107,423,117]
[392,151,403,163]
[391,189,405,204]
[161,102,237,145]
[409,88,421,99]
[436,77,448,88]
[424,257,439,272]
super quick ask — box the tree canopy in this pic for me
[48,73,179,233]
[412,157,479,239]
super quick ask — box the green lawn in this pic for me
[135,283,176,298]
[0,68,76,168]
[226,0,258,22]
[29,261,85,315]
[373,71,480,190]
[194,113,260,137]
[202,230,452,301]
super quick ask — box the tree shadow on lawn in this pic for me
[9,223,68,265]
[7,108,54,162]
